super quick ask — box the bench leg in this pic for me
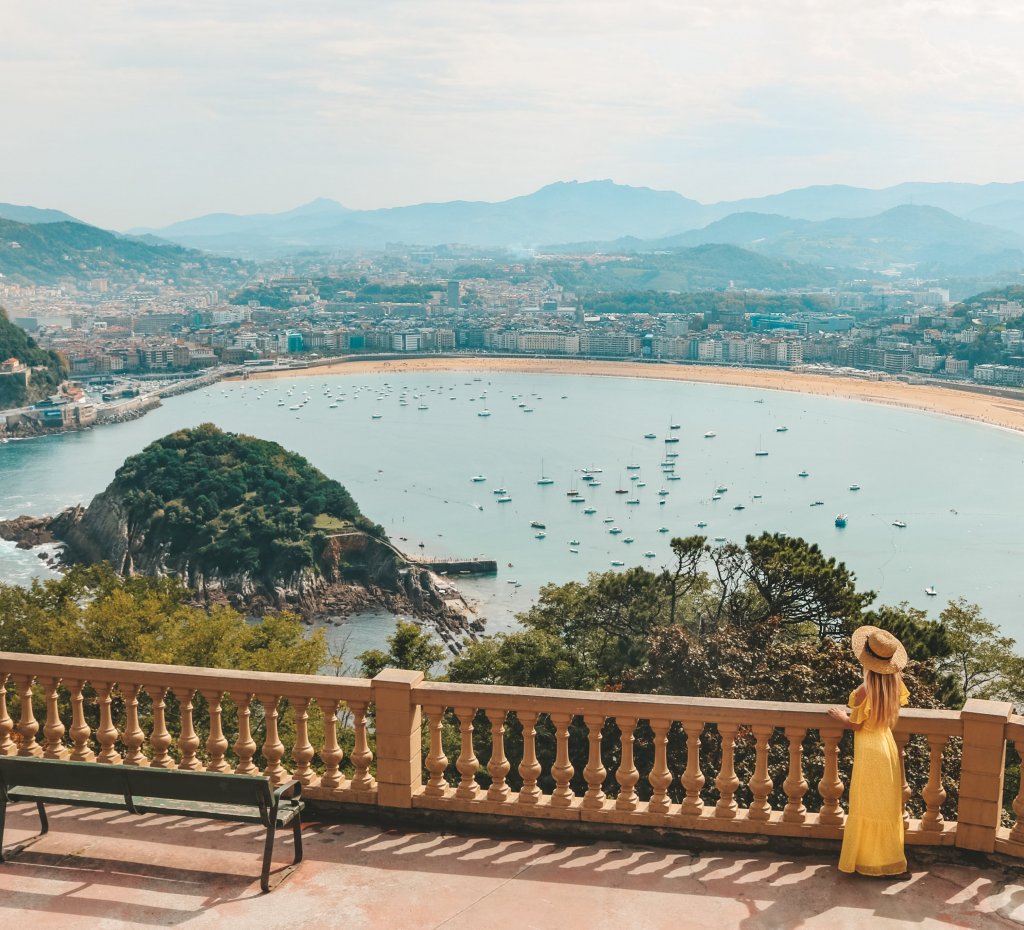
[0,797,6,863]
[260,821,277,893]
[36,802,48,835]
[292,815,303,865]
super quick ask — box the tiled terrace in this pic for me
[2,806,1023,929]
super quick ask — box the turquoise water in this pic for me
[2,371,1023,647]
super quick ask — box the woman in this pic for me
[827,625,910,876]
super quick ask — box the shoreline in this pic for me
[243,356,1024,435]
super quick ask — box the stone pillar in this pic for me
[372,669,425,809]
[956,698,1013,853]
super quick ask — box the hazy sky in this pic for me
[3,1,1023,229]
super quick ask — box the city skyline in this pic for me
[3,1,1024,229]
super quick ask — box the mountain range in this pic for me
[121,179,1024,262]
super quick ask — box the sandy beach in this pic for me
[244,357,1024,435]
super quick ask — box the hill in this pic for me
[0,217,253,286]
[0,202,84,225]
[0,307,67,408]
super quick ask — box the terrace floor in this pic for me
[1,803,1023,929]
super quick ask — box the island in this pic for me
[0,423,484,650]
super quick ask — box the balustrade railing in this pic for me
[0,652,377,803]
[0,653,1019,859]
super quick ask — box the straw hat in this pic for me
[851,626,907,675]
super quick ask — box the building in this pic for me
[391,332,422,352]
[579,332,641,357]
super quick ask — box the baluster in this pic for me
[42,676,69,760]
[319,699,346,792]
[817,726,845,826]
[615,716,640,811]
[1011,739,1024,844]
[921,734,948,831]
[898,732,912,828]
[202,690,230,773]
[122,683,148,766]
[0,674,16,756]
[16,675,42,757]
[748,724,774,821]
[348,700,376,791]
[177,689,202,771]
[680,718,706,817]
[582,714,607,810]
[95,681,121,764]
[782,726,808,823]
[715,724,739,819]
[231,691,258,775]
[550,712,575,808]
[259,694,287,786]
[517,711,542,805]
[454,706,480,800]
[67,679,95,762]
[648,718,673,814]
[290,696,318,787]
[148,685,175,768]
[485,708,510,803]
[423,704,449,797]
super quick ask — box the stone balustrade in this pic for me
[1,652,1022,860]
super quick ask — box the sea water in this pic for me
[1,370,1022,650]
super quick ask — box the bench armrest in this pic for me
[272,779,302,804]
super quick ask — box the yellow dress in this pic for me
[838,682,910,876]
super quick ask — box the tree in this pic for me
[358,620,446,679]
[939,599,1024,705]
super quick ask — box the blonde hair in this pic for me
[864,668,904,729]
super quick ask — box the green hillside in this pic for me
[0,217,252,286]
[0,307,67,407]
[110,424,384,580]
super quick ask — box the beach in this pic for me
[244,357,1024,434]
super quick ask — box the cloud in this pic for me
[1,1,1022,227]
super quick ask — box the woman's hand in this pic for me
[827,706,849,724]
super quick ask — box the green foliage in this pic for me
[358,620,446,679]
[938,598,1024,704]
[0,563,326,672]
[110,423,381,582]
[0,307,67,406]
[582,290,834,318]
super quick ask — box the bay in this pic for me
[2,370,1023,649]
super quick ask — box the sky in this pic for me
[3,1,1024,229]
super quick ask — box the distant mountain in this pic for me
[565,205,1024,276]
[143,178,1024,258]
[0,203,84,225]
[145,181,707,256]
[0,218,253,286]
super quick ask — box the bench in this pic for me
[0,756,303,892]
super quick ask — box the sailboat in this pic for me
[536,459,554,486]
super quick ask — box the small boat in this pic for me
[507,579,518,584]
[615,488,629,495]
[569,548,579,554]
[530,521,546,529]
[776,426,788,433]
[569,539,581,546]
[611,561,625,567]
[492,488,508,495]
[665,437,680,444]
[523,408,534,413]
[497,496,512,503]
[753,494,762,499]
[925,586,937,596]
[471,475,486,482]
[644,433,657,439]
[569,497,585,503]
[589,481,601,487]
[704,431,716,438]
[603,517,614,523]
[696,521,708,528]
[733,504,745,511]
[537,460,554,485]
[658,526,670,533]
[478,410,492,417]
[670,423,681,431]
[755,450,769,457]
[892,520,907,528]
[329,404,339,409]
[849,484,861,491]
[644,551,656,558]
[371,413,383,419]
[535,532,546,539]
[609,527,623,535]
[798,471,809,478]
[716,486,728,493]
[667,475,681,481]
[626,464,641,470]
[417,404,428,410]
[714,536,727,543]
[835,514,848,528]
[583,507,597,514]
[581,475,595,482]
[666,452,679,459]
[623,537,634,544]
[567,489,580,497]
[626,499,640,505]
[630,475,640,482]
[811,500,825,507]
[637,482,646,488]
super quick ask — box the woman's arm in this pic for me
[827,706,863,731]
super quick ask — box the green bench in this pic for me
[0,756,303,892]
